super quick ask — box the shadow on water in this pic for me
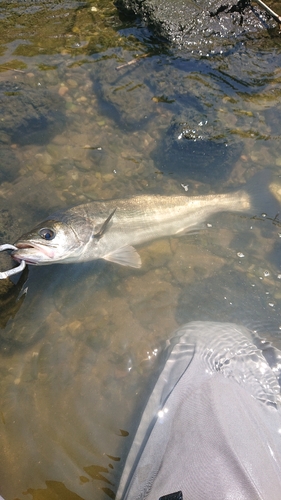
[0,0,281,498]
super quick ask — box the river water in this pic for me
[0,1,281,499]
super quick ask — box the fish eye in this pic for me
[38,228,55,241]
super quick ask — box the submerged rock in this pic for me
[152,115,242,183]
[0,81,65,145]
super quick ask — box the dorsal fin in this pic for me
[94,208,117,240]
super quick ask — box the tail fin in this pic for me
[244,169,280,221]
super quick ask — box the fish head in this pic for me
[12,217,88,265]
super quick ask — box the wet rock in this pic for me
[0,81,66,146]
[115,0,277,52]
[152,114,243,183]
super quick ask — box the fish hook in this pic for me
[0,244,26,279]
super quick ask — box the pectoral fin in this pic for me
[175,226,202,236]
[104,245,141,268]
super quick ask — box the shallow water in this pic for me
[1,1,281,499]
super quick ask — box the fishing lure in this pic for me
[0,244,26,279]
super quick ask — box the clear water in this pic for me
[0,1,281,499]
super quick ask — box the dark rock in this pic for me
[152,114,242,183]
[115,0,277,52]
[0,81,65,146]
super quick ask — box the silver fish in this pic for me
[11,174,268,268]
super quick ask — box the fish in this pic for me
[116,321,281,499]
[11,171,273,268]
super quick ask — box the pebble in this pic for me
[58,85,68,96]
[77,96,87,102]
[103,173,115,182]
[40,163,53,174]
[67,320,84,336]
[67,79,78,88]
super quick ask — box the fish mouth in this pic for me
[15,243,34,250]
[12,241,57,263]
